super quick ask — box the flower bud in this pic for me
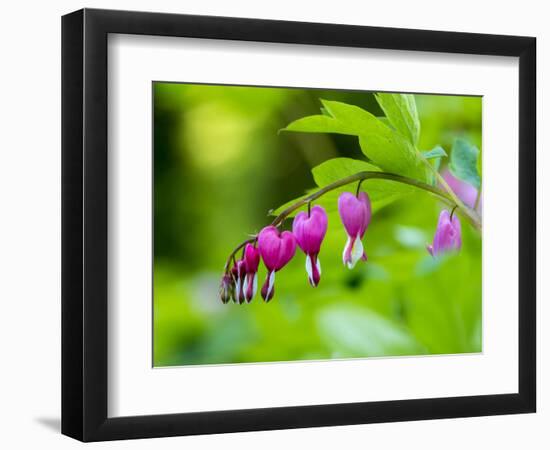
[231,259,246,304]
[427,209,462,257]
[243,243,260,302]
[219,273,233,304]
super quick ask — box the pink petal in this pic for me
[428,209,462,257]
[244,243,260,273]
[338,191,371,239]
[258,226,297,272]
[258,226,283,271]
[292,205,328,255]
[442,169,478,209]
[276,230,297,270]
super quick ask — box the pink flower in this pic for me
[442,169,479,210]
[257,226,297,302]
[230,259,246,304]
[243,243,260,303]
[427,209,462,257]
[292,205,328,287]
[338,191,371,269]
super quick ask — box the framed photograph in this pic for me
[61,8,536,442]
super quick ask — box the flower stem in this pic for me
[414,147,472,220]
[474,186,482,211]
[271,171,481,230]
[224,238,255,272]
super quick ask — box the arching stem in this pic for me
[224,238,255,273]
[356,179,364,196]
[450,205,458,220]
[271,171,480,229]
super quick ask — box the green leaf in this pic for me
[375,93,420,145]
[423,146,446,185]
[271,158,414,217]
[283,100,427,180]
[449,139,481,189]
[376,117,394,129]
[311,157,379,186]
[283,114,349,134]
[422,145,447,160]
[317,305,424,357]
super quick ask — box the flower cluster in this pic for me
[220,189,462,304]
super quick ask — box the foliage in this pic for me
[449,138,481,189]
[278,93,479,222]
[283,98,427,180]
[153,83,482,367]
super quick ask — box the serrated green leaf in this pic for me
[317,305,424,357]
[282,99,427,181]
[422,145,447,159]
[375,93,420,145]
[449,139,481,189]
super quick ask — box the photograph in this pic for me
[152,83,483,367]
[0,1,542,447]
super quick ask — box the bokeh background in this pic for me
[153,83,482,367]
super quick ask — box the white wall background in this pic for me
[0,0,546,448]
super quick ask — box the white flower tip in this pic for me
[266,271,275,299]
[305,254,321,287]
[343,234,364,269]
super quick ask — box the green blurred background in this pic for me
[153,83,482,367]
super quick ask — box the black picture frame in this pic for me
[62,8,536,442]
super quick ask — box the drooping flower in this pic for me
[243,243,260,303]
[442,169,479,210]
[338,191,371,269]
[219,273,233,304]
[230,259,246,304]
[292,205,328,287]
[257,226,297,302]
[427,209,462,257]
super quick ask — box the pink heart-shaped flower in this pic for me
[258,226,297,301]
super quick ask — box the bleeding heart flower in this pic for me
[242,243,260,303]
[219,273,233,304]
[427,209,462,257]
[292,205,328,287]
[257,225,297,302]
[338,191,371,269]
[442,169,479,211]
[231,259,246,304]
